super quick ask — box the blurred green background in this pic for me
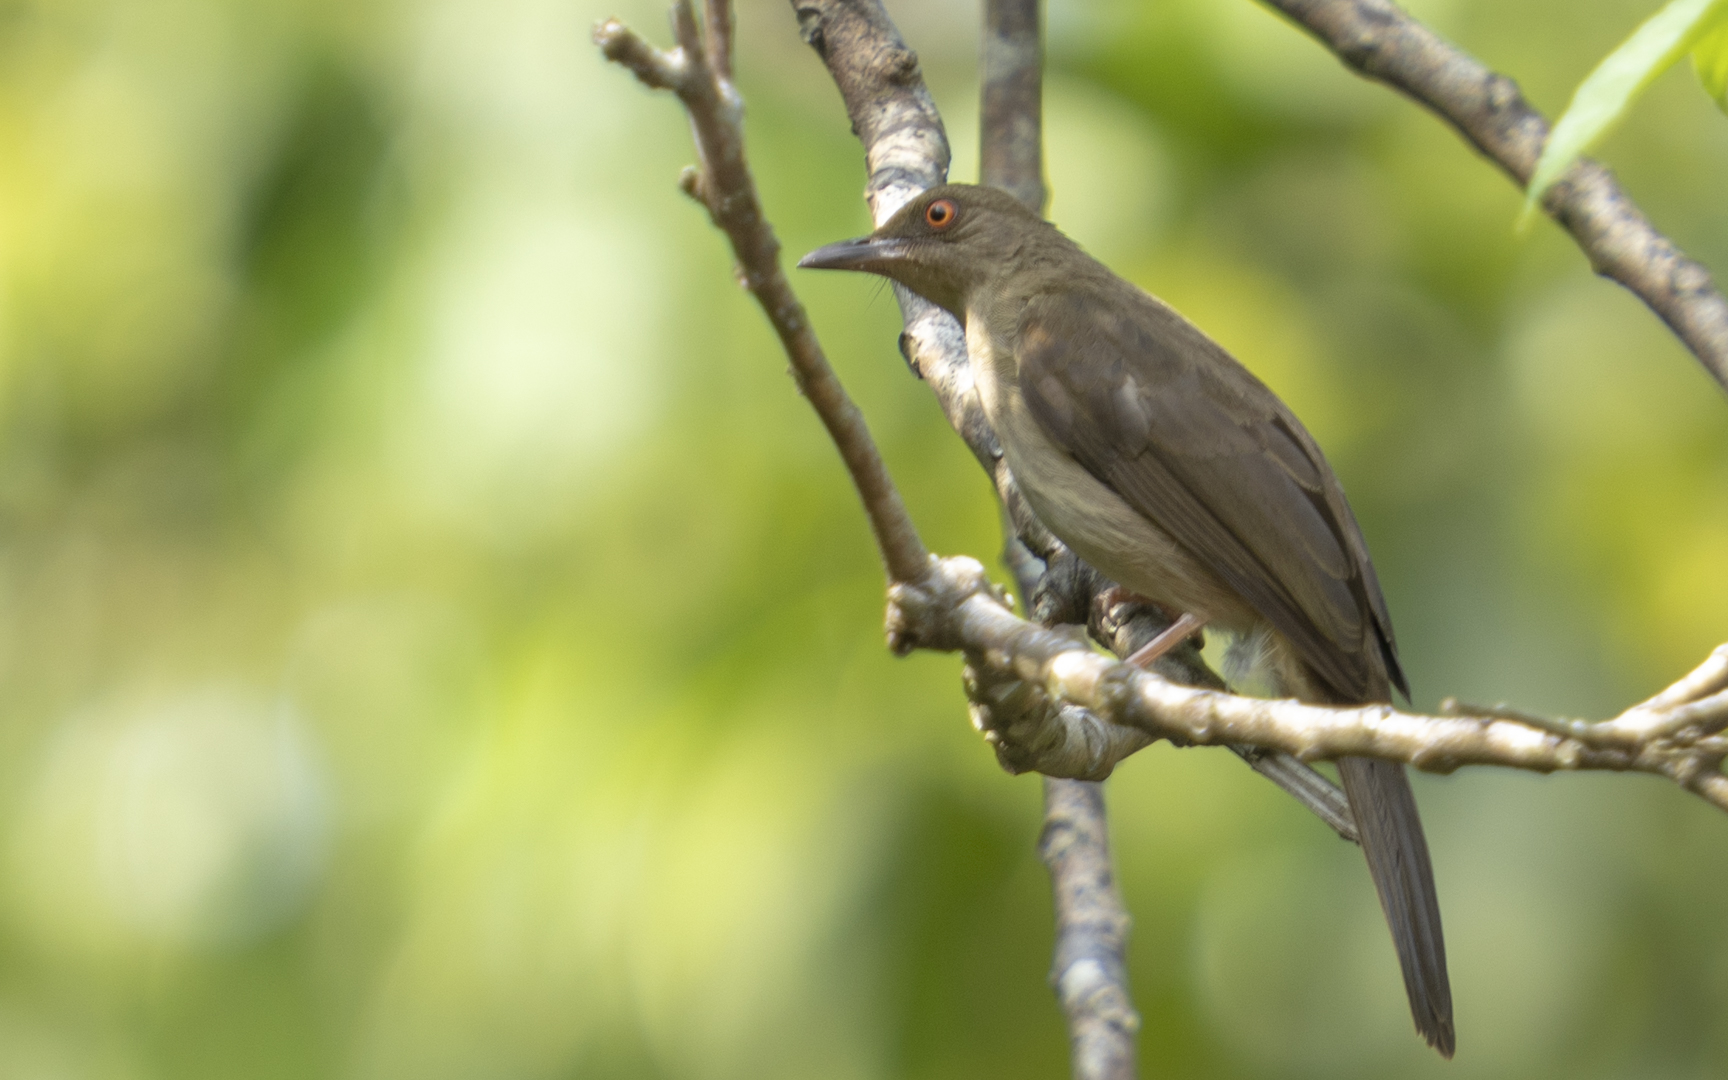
[0,0,1724,1076]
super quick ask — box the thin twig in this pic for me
[1438,697,1597,742]
[1633,643,1728,711]
[703,0,733,82]
[1622,689,1728,743]
[981,0,1045,213]
[1267,0,1728,394]
[596,4,929,584]
[597,17,689,89]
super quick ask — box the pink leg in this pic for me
[1125,612,1208,669]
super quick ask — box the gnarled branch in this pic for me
[596,3,929,585]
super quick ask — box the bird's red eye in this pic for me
[925,199,957,229]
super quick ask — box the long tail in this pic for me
[1337,756,1455,1058]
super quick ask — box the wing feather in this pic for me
[1015,286,1404,702]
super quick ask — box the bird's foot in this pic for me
[1094,585,1148,617]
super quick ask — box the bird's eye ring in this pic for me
[925,199,957,229]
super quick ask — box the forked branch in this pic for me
[596,2,928,585]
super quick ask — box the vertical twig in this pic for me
[981,0,1045,213]
[704,0,733,83]
[1042,780,1141,1080]
[978,2,1140,1077]
[598,2,931,585]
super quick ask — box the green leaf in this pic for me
[1523,0,1728,221]
[1692,18,1728,110]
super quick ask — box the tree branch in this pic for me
[1267,0,1728,395]
[992,534,1145,1080]
[1041,780,1140,1080]
[895,557,1728,812]
[703,0,733,82]
[981,0,1045,214]
[595,3,930,585]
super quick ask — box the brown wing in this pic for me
[1016,285,1405,703]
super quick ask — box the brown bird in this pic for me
[801,183,1454,1057]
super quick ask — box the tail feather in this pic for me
[1337,756,1455,1058]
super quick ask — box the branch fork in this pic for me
[887,557,1157,781]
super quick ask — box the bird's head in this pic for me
[798,184,1058,318]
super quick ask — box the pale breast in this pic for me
[965,315,1258,634]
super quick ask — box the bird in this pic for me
[800,183,1454,1057]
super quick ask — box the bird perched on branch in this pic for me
[801,183,1454,1057]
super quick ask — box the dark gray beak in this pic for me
[797,235,910,272]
